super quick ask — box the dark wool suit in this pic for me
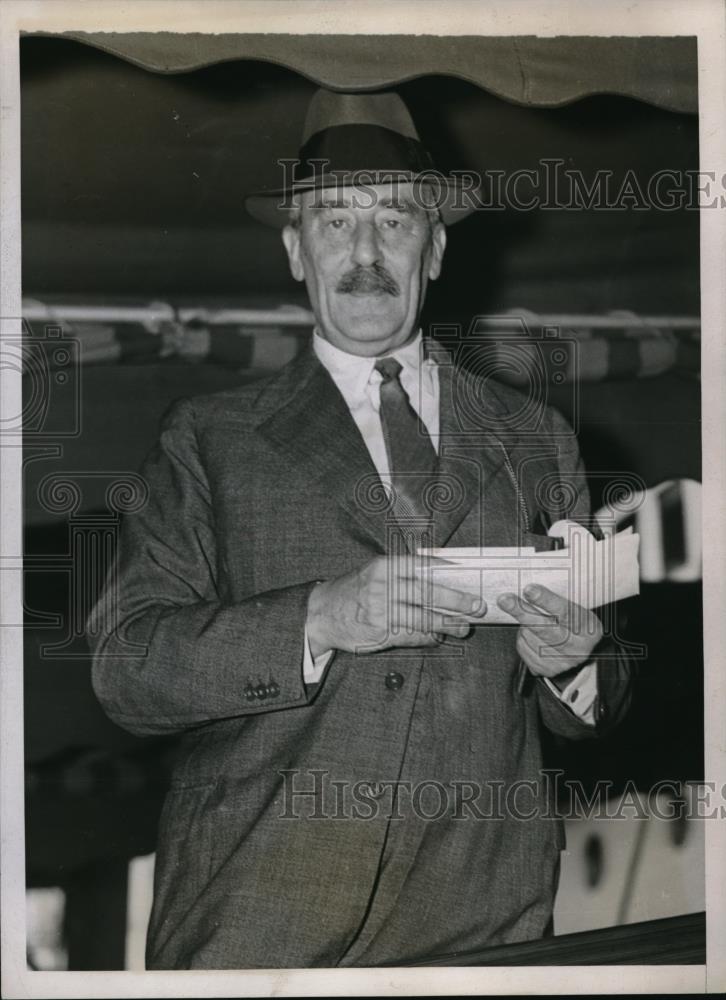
[88,345,632,968]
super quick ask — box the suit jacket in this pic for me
[88,344,633,969]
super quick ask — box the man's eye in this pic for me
[383,218,402,228]
[327,218,347,229]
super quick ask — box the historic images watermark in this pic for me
[277,769,725,822]
[2,317,150,654]
[274,159,726,212]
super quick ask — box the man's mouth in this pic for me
[345,287,389,298]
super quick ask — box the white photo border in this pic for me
[1,1,724,996]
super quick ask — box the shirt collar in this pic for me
[313,328,430,390]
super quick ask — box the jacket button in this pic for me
[385,671,405,691]
[255,683,268,699]
[596,698,608,722]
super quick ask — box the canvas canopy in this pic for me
[32,32,698,114]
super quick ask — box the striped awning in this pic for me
[21,300,700,383]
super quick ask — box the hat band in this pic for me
[297,123,436,183]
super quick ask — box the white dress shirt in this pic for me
[302,330,597,725]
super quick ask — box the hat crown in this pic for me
[302,89,421,145]
[245,87,480,227]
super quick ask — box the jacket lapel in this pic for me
[257,344,525,553]
[257,345,391,552]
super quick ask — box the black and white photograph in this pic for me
[1,1,724,995]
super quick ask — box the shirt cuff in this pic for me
[302,627,334,685]
[543,662,598,725]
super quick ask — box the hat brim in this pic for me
[245,172,481,228]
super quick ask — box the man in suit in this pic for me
[88,89,633,969]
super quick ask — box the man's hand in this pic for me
[497,584,603,680]
[306,556,487,656]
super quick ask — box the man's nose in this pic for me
[351,221,382,267]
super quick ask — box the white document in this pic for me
[418,520,640,624]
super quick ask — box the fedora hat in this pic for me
[245,88,479,227]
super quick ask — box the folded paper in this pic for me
[418,520,640,624]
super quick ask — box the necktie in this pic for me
[374,356,438,531]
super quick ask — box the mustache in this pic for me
[336,264,400,297]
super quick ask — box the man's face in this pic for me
[282,182,446,357]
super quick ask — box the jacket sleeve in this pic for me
[535,639,635,740]
[532,405,636,740]
[87,398,318,737]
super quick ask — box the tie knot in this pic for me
[375,357,403,382]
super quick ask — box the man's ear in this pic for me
[427,221,447,281]
[282,224,305,282]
